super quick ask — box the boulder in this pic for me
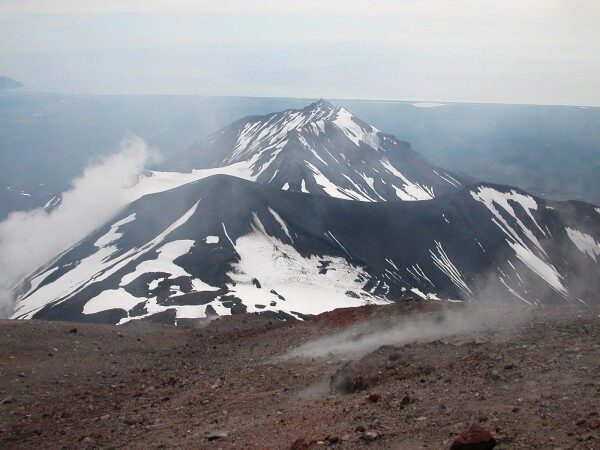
[450,423,496,450]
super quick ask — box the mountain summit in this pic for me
[164,100,466,201]
[8,101,600,326]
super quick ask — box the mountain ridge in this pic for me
[6,101,600,325]
[12,173,600,325]
[161,100,470,202]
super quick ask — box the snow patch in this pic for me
[410,288,441,300]
[119,240,196,286]
[84,238,220,321]
[332,108,380,150]
[131,156,262,202]
[566,227,600,262]
[13,202,200,319]
[429,241,472,296]
[306,162,354,200]
[22,266,59,297]
[470,186,547,254]
[94,213,136,248]
[83,288,143,315]
[326,231,352,258]
[301,179,309,193]
[508,241,567,295]
[148,278,163,290]
[381,158,434,201]
[268,208,293,242]
[225,104,337,164]
[227,213,388,315]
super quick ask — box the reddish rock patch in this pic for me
[450,423,496,449]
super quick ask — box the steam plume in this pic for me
[0,136,152,317]
[283,303,531,360]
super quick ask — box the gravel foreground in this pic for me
[1,301,599,449]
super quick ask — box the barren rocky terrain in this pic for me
[1,300,599,449]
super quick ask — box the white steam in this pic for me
[283,303,531,360]
[0,136,153,317]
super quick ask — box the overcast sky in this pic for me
[1,0,599,105]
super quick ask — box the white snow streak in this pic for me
[429,241,472,296]
[326,231,352,258]
[381,158,434,201]
[94,213,136,248]
[508,241,567,295]
[470,186,568,297]
[566,227,600,262]
[306,162,354,200]
[470,186,547,254]
[332,108,380,149]
[268,208,293,242]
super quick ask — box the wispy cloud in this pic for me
[0,136,154,317]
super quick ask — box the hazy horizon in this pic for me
[3,91,600,110]
[1,1,600,107]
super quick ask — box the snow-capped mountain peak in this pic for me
[331,106,381,149]
[224,99,338,165]
[163,100,467,202]
[8,103,600,327]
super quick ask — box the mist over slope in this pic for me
[2,100,599,325]
[340,100,600,204]
[0,138,151,317]
[1,94,598,220]
[10,174,600,324]
[1,302,599,448]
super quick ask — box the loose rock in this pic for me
[450,423,496,450]
[206,430,228,441]
[361,431,379,441]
